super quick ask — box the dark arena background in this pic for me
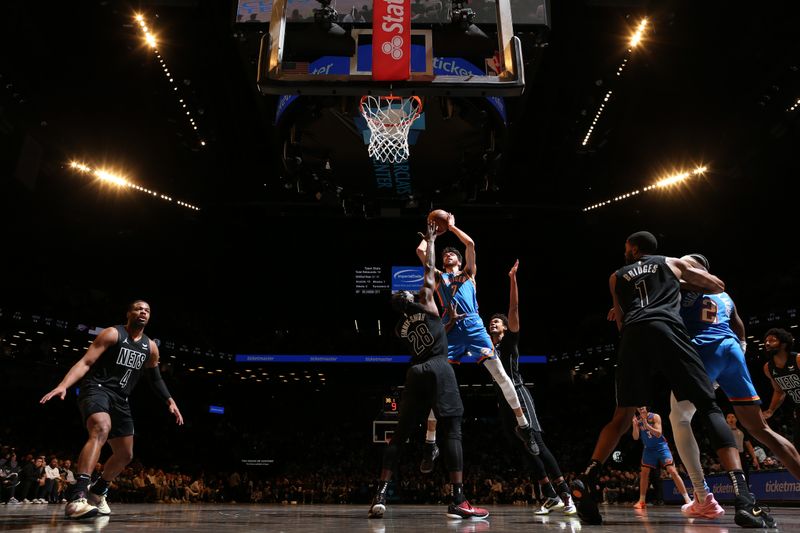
[2,0,800,531]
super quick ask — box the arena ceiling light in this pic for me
[133,13,206,148]
[788,97,800,112]
[581,17,649,148]
[628,17,649,49]
[583,165,708,212]
[68,160,201,211]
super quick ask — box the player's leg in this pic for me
[88,434,133,516]
[659,323,775,528]
[67,393,113,519]
[715,338,800,480]
[477,337,537,454]
[635,465,650,508]
[420,410,439,473]
[515,385,574,514]
[665,463,691,504]
[369,365,427,518]
[669,393,724,518]
[572,323,658,525]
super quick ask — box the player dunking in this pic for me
[763,328,800,448]
[40,300,183,519]
[416,213,538,468]
[631,406,690,509]
[489,260,575,516]
[368,221,488,520]
[571,231,774,528]
[670,256,800,520]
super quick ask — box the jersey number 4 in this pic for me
[120,369,132,389]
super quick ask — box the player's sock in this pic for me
[90,477,110,496]
[541,482,557,499]
[71,474,92,500]
[377,480,389,496]
[727,470,750,498]
[451,483,466,505]
[425,432,436,443]
[556,480,570,497]
[516,416,529,428]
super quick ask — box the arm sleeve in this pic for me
[146,366,172,402]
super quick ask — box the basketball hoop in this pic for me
[359,95,423,164]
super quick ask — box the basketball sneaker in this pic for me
[734,495,776,529]
[681,493,724,519]
[533,496,562,515]
[513,425,540,456]
[87,490,111,516]
[560,493,577,515]
[368,494,386,519]
[446,500,489,519]
[420,442,439,474]
[570,478,602,525]
[633,501,647,509]
[64,497,99,519]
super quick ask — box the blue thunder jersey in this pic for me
[638,414,669,449]
[680,291,739,346]
[435,271,479,322]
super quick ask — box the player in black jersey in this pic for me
[571,231,775,528]
[763,328,800,448]
[489,260,576,516]
[40,300,183,519]
[368,221,488,520]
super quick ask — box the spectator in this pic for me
[44,457,61,503]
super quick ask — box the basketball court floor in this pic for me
[0,504,792,531]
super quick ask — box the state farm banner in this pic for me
[372,0,411,80]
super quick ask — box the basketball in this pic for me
[427,209,450,234]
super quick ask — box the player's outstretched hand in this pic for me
[509,259,519,278]
[447,212,455,229]
[169,401,185,425]
[40,386,67,404]
[422,220,438,241]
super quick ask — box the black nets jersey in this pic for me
[496,330,523,387]
[767,354,800,406]
[396,303,448,363]
[615,255,685,330]
[82,325,151,397]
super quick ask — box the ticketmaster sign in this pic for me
[663,470,800,503]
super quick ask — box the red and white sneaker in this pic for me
[632,501,647,510]
[447,500,489,519]
[681,493,725,519]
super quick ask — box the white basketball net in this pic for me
[360,95,423,164]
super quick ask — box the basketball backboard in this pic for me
[252,0,550,96]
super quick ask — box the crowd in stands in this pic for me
[1,430,788,507]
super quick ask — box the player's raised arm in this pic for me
[40,327,119,403]
[448,216,476,276]
[507,260,520,333]
[666,257,725,294]
[418,220,440,316]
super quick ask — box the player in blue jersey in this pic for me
[631,407,691,509]
[670,254,800,520]
[415,213,539,467]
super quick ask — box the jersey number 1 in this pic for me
[635,279,649,307]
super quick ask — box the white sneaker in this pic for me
[87,491,111,515]
[8,497,20,504]
[22,498,31,504]
[64,498,99,519]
